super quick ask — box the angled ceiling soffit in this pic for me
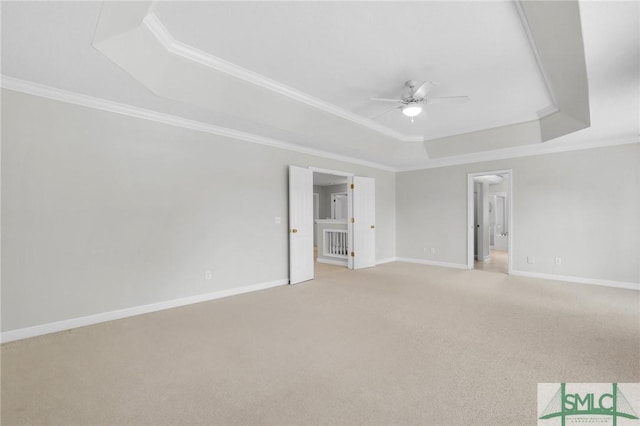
[424,0,590,160]
[93,1,153,45]
[425,120,541,159]
[515,0,590,140]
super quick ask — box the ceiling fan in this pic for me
[371,80,470,122]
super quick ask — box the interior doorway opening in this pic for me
[467,170,512,274]
[313,171,351,277]
[288,165,377,284]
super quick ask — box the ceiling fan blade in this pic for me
[411,81,436,99]
[371,105,401,120]
[371,97,402,103]
[426,96,470,104]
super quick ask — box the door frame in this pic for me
[467,169,513,273]
[308,167,354,178]
[313,193,319,221]
[308,167,354,271]
[313,192,319,247]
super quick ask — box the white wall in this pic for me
[3,88,637,336]
[397,143,640,284]
[1,89,396,332]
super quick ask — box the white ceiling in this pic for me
[1,1,638,170]
[154,1,552,140]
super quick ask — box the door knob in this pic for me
[291,228,298,233]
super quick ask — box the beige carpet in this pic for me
[314,260,347,279]
[2,262,639,425]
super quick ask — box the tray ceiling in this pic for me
[1,1,637,170]
[153,1,553,140]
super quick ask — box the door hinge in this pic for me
[351,217,355,223]
[351,251,355,257]
[350,183,355,189]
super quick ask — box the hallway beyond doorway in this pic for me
[474,249,508,274]
[468,169,512,274]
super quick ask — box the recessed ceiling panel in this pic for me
[154,1,554,140]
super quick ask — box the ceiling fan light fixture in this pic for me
[402,104,422,117]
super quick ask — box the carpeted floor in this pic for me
[315,260,347,279]
[2,262,639,425]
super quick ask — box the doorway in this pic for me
[288,166,376,284]
[467,170,512,274]
[313,171,351,277]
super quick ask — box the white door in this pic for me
[348,176,376,269]
[331,193,348,219]
[289,165,314,284]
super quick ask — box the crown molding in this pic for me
[0,76,397,172]
[399,136,640,171]
[3,76,635,174]
[141,13,424,144]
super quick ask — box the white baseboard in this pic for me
[395,257,469,270]
[510,270,639,291]
[393,259,638,291]
[318,257,396,266]
[1,278,289,344]
[316,257,348,266]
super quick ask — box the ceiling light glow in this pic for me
[402,104,422,117]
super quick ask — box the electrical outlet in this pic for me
[555,257,562,265]
[274,216,281,224]
[527,256,535,264]
[430,247,436,254]
[205,270,212,280]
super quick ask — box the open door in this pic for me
[348,176,376,269]
[289,165,314,284]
